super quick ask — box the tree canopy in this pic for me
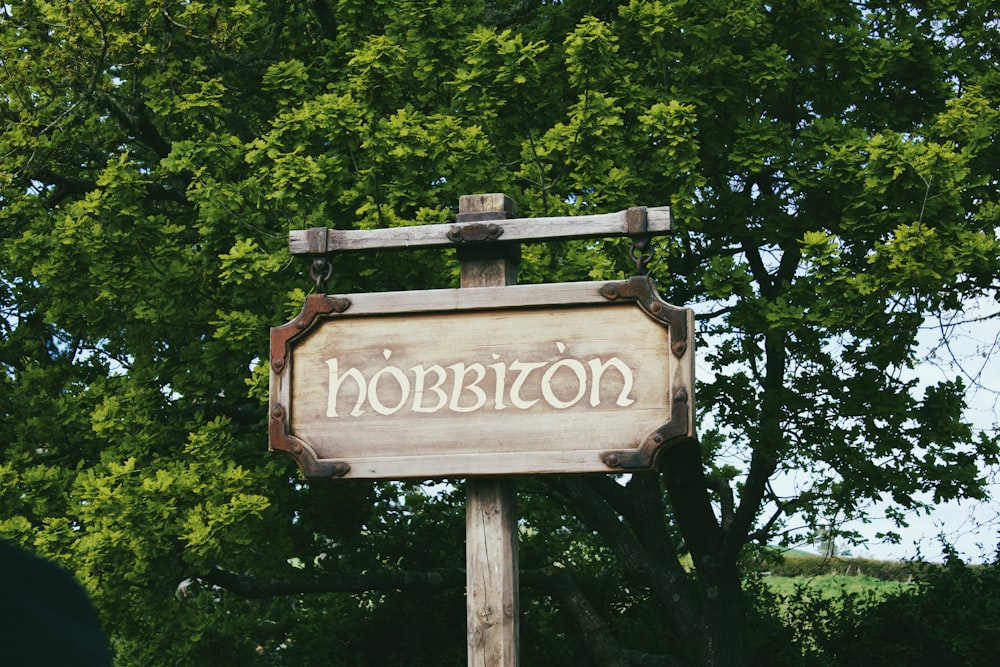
[1,1,998,665]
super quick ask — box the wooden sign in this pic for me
[269,275,695,479]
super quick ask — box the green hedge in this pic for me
[763,553,939,582]
[834,550,1000,666]
[749,547,1000,666]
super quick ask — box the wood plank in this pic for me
[288,205,672,255]
[461,195,520,667]
[284,303,675,469]
[467,479,519,667]
[315,280,611,315]
[287,448,650,479]
[459,193,517,217]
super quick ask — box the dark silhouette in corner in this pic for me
[0,540,112,666]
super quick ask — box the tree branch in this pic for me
[704,474,735,530]
[724,329,786,560]
[546,475,701,652]
[742,242,776,299]
[199,566,465,598]
[582,473,679,565]
[526,567,631,667]
[659,441,723,566]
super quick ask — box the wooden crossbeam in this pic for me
[288,203,672,256]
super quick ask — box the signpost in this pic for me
[457,194,520,667]
[268,194,696,666]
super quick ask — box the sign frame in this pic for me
[269,275,695,479]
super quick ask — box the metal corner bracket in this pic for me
[599,275,689,358]
[269,294,351,374]
[268,293,352,478]
[268,403,351,477]
[600,387,694,470]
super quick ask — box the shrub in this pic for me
[831,546,1000,667]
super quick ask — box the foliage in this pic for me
[750,546,1000,667]
[831,547,1000,667]
[2,1,999,665]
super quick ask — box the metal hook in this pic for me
[628,238,656,276]
[309,256,333,293]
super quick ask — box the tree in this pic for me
[2,1,998,665]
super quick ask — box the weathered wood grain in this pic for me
[467,478,519,667]
[288,204,672,255]
[285,303,672,468]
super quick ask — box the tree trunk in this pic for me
[659,440,750,667]
[694,564,748,667]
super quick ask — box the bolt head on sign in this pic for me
[268,276,695,479]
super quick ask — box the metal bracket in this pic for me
[269,292,353,478]
[625,207,656,275]
[449,215,519,266]
[270,294,351,374]
[447,222,505,243]
[600,276,689,358]
[304,227,330,254]
[304,227,333,292]
[626,206,648,235]
[268,404,351,477]
[601,387,694,470]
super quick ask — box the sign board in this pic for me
[269,276,694,479]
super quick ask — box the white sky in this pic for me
[849,301,1000,564]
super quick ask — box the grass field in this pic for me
[763,573,915,600]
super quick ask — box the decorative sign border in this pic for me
[269,276,695,479]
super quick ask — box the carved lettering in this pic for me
[447,362,488,413]
[507,360,546,410]
[325,343,637,418]
[409,363,449,413]
[540,358,587,409]
[367,350,410,415]
[587,357,636,408]
[325,359,367,417]
[488,353,507,410]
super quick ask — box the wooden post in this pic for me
[459,193,520,667]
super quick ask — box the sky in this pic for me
[848,301,999,564]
